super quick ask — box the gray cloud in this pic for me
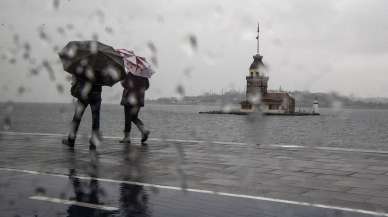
[1,0,388,103]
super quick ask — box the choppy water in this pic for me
[1,102,388,150]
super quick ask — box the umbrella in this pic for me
[116,48,155,79]
[59,41,126,86]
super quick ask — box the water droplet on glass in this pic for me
[42,60,55,81]
[183,66,193,78]
[92,33,98,41]
[9,58,16,64]
[17,86,26,95]
[94,10,105,24]
[65,44,78,58]
[89,41,98,54]
[2,101,13,130]
[13,34,20,46]
[188,34,197,50]
[85,68,96,81]
[35,187,46,195]
[176,85,185,100]
[38,26,50,43]
[56,83,64,94]
[222,104,233,113]
[331,100,343,111]
[147,41,157,54]
[30,68,39,75]
[105,26,113,34]
[150,56,158,67]
[128,93,138,105]
[57,27,65,36]
[80,82,92,99]
[102,65,120,81]
[66,23,74,30]
[53,0,60,10]
[181,34,198,56]
[3,117,11,130]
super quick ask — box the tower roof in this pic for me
[249,54,264,70]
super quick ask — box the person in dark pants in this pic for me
[120,73,150,144]
[63,77,102,150]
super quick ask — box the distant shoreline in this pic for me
[1,90,388,110]
[1,101,388,110]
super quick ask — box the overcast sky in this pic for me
[1,0,388,103]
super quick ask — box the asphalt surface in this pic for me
[1,131,388,217]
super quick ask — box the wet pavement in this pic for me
[1,131,388,217]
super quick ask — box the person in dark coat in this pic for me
[63,76,102,150]
[120,73,150,144]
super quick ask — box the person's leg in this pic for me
[120,105,132,143]
[90,99,101,133]
[64,100,87,147]
[89,99,102,149]
[130,106,144,133]
[131,107,150,143]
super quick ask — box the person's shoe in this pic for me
[141,130,150,144]
[62,137,75,148]
[119,132,131,144]
[89,131,102,150]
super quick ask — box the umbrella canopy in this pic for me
[116,48,155,79]
[59,41,126,86]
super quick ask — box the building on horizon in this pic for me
[240,23,295,114]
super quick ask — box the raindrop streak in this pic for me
[150,56,158,67]
[174,143,187,190]
[147,41,158,67]
[147,41,157,53]
[42,60,56,81]
[181,34,198,56]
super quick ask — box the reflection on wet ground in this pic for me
[1,132,388,217]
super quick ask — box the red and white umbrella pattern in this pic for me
[116,48,155,78]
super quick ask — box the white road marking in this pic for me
[29,196,118,211]
[269,144,305,148]
[1,167,388,217]
[2,131,388,155]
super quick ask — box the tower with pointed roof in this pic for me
[241,23,295,113]
[241,23,269,109]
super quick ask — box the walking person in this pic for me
[63,77,102,150]
[120,72,150,144]
[59,41,128,150]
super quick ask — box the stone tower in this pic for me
[245,23,268,105]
